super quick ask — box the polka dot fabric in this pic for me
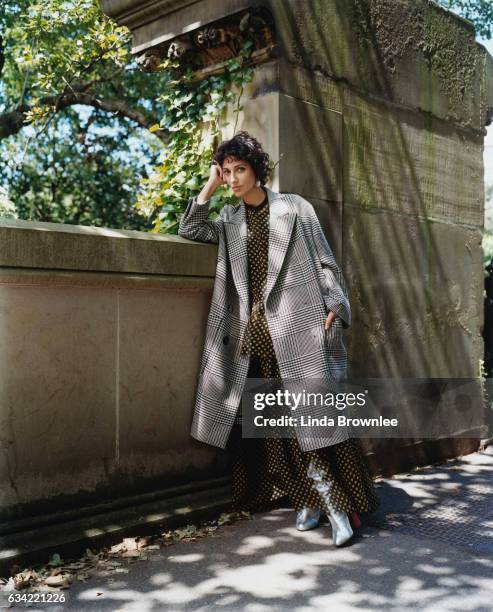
[239,191,273,359]
[228,188,379,516]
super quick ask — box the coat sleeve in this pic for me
[178,196,225,244]
[307,204,352,329]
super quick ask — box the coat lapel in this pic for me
[223,205,249,308]
[224,186,296,309]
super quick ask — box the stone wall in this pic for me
[0,219,229,520]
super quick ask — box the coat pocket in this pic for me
[324,315,343,347]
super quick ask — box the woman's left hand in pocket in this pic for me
[324,310,337,331]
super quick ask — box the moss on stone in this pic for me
[420,2,478,120]
[350,0,478,121]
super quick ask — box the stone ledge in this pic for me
[101,0,249,54]
[0,218,218,278]
[0,268,215,291]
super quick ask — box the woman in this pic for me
[178,131,379,546]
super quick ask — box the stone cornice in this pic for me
[100,0,201,32]
[100,1,276,76]
[125,7,276,77]
[100,0,256,54]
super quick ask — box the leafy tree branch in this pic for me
[0,92,169,142]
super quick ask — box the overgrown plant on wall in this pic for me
[135,41,257,234]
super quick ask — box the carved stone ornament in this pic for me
[135,7,276,76]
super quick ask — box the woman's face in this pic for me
[221,156,257,198]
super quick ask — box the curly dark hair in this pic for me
[212,130,270,186]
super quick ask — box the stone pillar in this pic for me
[101,0,493,472]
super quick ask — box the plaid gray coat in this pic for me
[178,186,351,452]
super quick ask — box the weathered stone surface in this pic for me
[244,60,485,227]
[0,283,117,508]
[117,288,214,474]
[0,268,223,515]
[279,96,343,203]
[342,97,484,226]
[102,0,253,53]
[345,206,484,379]
[0,224,222,515]
[276,0,490,129]
[0,218,218,277]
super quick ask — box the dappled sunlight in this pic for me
[0,549,19,561]
[84,526,126,537]
[395,576,449,600]
[277,525,336,547]
[258,514,286,522]
[77,586,170,610]
[194,552,326,598]
[380,463,493,513]
[236,535,276,555]
[415,563,454,575]
[15,457,487,609]
[66,490,493,610]
[168,553,205,563]
[367,566,391,575]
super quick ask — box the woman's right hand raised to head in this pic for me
[197,162,225,204]
[209,161,225,189]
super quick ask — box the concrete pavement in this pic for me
[4,447,493,611]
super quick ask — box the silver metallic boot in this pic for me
[307,461,354,547]
[326,508,354,546]
[296,507,321,531]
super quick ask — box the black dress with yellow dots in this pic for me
[227,187,379,517]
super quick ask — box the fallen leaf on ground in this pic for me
[44,573,72,588]
[13,570,40,589]
[1,509,254,594]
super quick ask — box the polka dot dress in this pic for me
[238,190,273,359]
[228,187,379,516]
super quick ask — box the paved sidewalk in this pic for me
[7,448,493,611]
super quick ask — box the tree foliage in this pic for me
[135,49,256,234]
[0,0,171,229]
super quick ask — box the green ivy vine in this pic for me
[136,39,263,234]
